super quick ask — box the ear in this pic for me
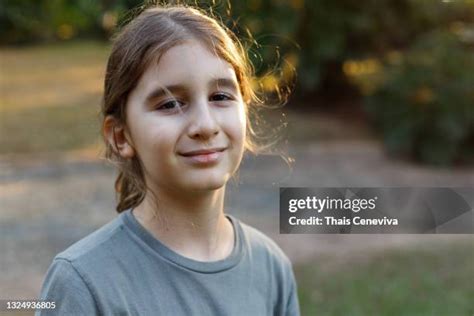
[103,115,135,159]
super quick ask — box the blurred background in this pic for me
[0,0,473,315]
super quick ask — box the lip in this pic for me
[178,147,227,165]
[179,147,227,157]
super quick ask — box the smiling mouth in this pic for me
[178,147,227,165]
[179,147,227,157]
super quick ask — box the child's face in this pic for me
[124,40,246,193]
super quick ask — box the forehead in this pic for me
[138,40,238,90]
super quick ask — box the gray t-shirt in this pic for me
[36,210,300,315]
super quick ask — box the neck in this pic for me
[133,186,234,262]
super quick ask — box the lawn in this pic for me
[0,41,110,155]
[295,239,474,316]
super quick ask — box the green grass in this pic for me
[295,240,474,316]
[0,103,102,154]
[0,41,110,154]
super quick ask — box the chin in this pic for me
[185,172,230,192]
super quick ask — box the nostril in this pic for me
[188,122,220,139]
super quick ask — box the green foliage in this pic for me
[364,30,474,165]
[0,0,142,44]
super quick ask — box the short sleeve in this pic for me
[285,264,301,316]
[36,258,99,316]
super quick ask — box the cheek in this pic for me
[151,125,178,154]
[229,102,247,146]
[133,120,179,162]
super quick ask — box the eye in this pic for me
[156,99,184,111]
[210,93,233,102]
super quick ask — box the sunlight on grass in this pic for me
[0,41,110,154]
[0,102,102,154]
[0,41,109,111]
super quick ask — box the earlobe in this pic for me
[117,133,135,159]
[103,116,135,159]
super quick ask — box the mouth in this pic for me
[178,147,227,165]
[179,147,227,157]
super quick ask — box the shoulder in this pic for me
[235,217,292,269]
[37,258,100,315]
[54,213,127,267]
[233,217,300,314]
[38,214,130,313]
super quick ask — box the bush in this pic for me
[0,0,143,44]
[364,30,474,165]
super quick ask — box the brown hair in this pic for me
[101,5,270,213]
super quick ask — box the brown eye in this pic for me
[210,93,233,102]
[156,99,184,111]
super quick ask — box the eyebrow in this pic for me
[213,78,240,93]
[145,78,239,104]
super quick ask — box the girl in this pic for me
[37,5,300,316]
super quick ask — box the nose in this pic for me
[187,98,219,140]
